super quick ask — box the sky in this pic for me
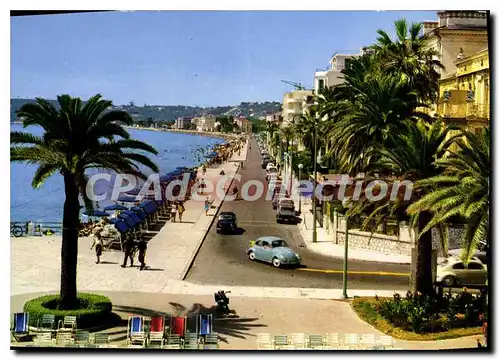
[11,10,437,107]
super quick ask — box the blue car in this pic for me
[247,236,300,268]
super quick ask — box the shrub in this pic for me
[23,293,112,329]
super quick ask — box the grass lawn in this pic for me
[351,297,482,341]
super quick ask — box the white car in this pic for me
[266,163,275,171]
[436,257,487,286]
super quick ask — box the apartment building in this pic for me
[235,116,253,133]
[174,116,194,129]
[281,90,314,126]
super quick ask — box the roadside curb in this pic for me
[180,155,244,280]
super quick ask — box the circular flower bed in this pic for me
[23,293,112,329]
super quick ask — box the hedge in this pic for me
[23,293,113,329]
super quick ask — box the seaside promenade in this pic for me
[10,137,479,350]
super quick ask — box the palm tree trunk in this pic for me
[59,172,80,309]
[413,212,434,295]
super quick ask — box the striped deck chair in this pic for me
[203,333,219,350]
[290,333,307,349]
[37,314,55,333]
[203,343,219,350]
[360,334,376,350]
[376,335,395,350]
[256,333,272,350]
[273,334,289,350]
[325,333,340,348]
[93,333,113,348]
[148,316,165,347]
[171,316,186,338]
[74,330,90,347]
[198,314,213,338]
[343,333,361,349]
[163,334,181,349]
[184,332,199,349]
[127,316,146,347]
[307,334,324,349]
[34,332,54,347]
[55,332,73,347]
[11,312,29,342]
[57,316,77,333]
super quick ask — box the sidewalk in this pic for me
[10,290,480,350]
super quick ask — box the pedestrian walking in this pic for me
[90,231,103,264]
[177,202,185,222]
[204,196,210,215]
[137,239,148,271]
[171,202,177,222]
[121,237,135,268]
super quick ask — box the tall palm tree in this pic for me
[11,94,159,309]
[372,18,444,103]
[408,127,490,264]
[347,119,457,295]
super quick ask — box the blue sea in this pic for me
[10,124,224,222]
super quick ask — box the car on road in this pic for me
[448,240,488,264]
[216,212,237,234]
[247,236,300,268]
[273,196,293,210]
[266,163,275,171]
[435,257,487,286]
[276,203,296,223]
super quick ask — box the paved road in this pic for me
[186,137,410,290]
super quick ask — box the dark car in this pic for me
[216,212,237,234]
[261,159,271,169]
[276,204,296,224]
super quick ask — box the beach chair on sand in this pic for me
[11,313,30,342]
[376,335,396,350]
[360,334,376,350]
[74,330,90,347]
[93,333,115,348]
[256,333,272,349]
[127,316,146,347]
[307,334,325,349]
[325,333,340,348]
[37,314,55,334]
[273,334,289,350]
[343,333,361,349]
[198,314,213,340]
[171,316,186,338]
[55,332,73,347]
[34,332,54,347]
[183,333,200,350]
[290,333,307,349]
[57,316,77,333]
[202,333,219,350]
[163,334,181,349]
[148,316,166,347]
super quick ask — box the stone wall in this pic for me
[336,230,411,255]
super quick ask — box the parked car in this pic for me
[276,204,296,223]
[436,257,488,286]
[448,240,488,264]
[273,195,293,210]
[216,212,237,234]
[266,163,275,171]
[247,236,300,268]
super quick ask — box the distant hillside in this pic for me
[11,98,282,122]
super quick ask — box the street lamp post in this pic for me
[312,120,318,243]
[298,163,303,214]
[342,198,352,299]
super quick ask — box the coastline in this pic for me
[123,125,243,142]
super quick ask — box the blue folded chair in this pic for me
[11,312,29,341]
[127,316,146,346]
[199,314,213,337]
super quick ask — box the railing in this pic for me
[436,102,490,120]
[11,221,63,236]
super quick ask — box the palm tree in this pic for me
[372,18,444,103]
[330,74,429,175]
[11,94,159,309]
[347,119,457,295]
[408,127,490,264]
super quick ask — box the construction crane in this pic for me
[281,80,306,90]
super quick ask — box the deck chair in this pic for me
[360,334,376,350]
[148,316,165,347]
[198,314,213,338]
[34,332,54,347]
[290,333,307,349]
[184,332,199,346]
[74,330,90,347]
[325,333,340,348]
[307,334,324,349]
[273,334,289,350]
[127,316,146,347]
[171,316,186,338]
[343,333,361,349]
[376,335,395,350]
[256,333,272,350]
[203,343,219,350]
[37,314,55,333]
[93,333,117,348]
[55,332,73,347]
[11,312,29,342]
[163,334,181,349]
[57,316,77,333]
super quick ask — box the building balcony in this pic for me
[437,102,490,120]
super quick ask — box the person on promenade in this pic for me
[202,165,207,175]
[90,229,104,264]
[137,238,147,271]
[177,202,185,222]
[171,202,177,222]
[121,237,135,268]
[204,196,210,215]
